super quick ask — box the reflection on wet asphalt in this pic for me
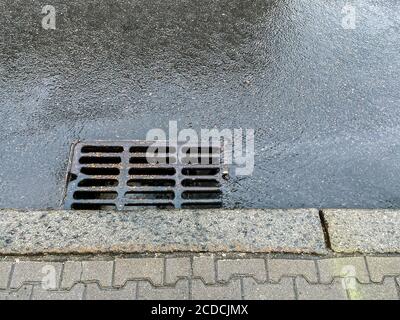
[0,0,399,209]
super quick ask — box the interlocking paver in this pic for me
[61,261,114,288]
[86,282,136,300]
[0,262,13,289]
[243,277,295,300]
[31,284,84,300]
[11,261,62,289]
[296,278,348,300]
[192,279,241,300]
[347,278,399,300]
[165,258,191,285]
[217,259,266,282]
[138,279,189,300]
[82,261,113,287]
[0,285,33,300]
[114,258,164,286]
[2,256,400,300]
[318,257,370,283]
[61,261,81,289]
[268,259,318,283]
[366,257,400,282]
[193,255,215,284]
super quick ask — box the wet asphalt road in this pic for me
[0,0,399,209]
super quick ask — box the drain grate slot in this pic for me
[181,202,222,209]
[130,146,176,153]
[80,167,120,176]
[182,167,220,176]
[124,203,175,209]
[128,167,176,176]
[182,190,222,200]
[81,146,123,153]
[73,191,118,200]
[78,179,119,187]
[127,179,176,187]
[125,191,175,200]
[79,156,121,164]
[130,156,177,164]
[181,179,220,187]
[64,141,224,210]
[71,203,116,210]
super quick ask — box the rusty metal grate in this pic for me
[64,141,224,210]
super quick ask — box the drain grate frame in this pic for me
[64,140,224,210]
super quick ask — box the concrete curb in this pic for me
[0,209,327,255]
[323,209,400,253]
[1,208,400,255]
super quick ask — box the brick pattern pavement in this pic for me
[0,255,399,300]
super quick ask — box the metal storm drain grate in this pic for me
[64,141,224,210]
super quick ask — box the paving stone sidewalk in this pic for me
[1,255,400,300]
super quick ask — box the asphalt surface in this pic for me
[0,0,399,209]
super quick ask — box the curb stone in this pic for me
[0,209,326,254]
[322,209,400,253]
[1,209,400,255]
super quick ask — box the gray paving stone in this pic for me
[296,278,348,300]
[138,280,189,300]
[1,256,399,300]
[192,279,241,300]
[347,278,399,300]
[61,261,82,289]
[268,259,318,283]
[0,262,13,289]
[366,257,400,282]
[165,258,191,285]
[0,209,327,254]
[193,255,216,284]
[318,257,370,284]
[243,277,295,300]
[114,258,163,286]
[61,261,113,288]
[10,261,62,289]
[217,259,266,282]
[86,282,136,300]
[82,260,113,287]
[323,209,400,253]
[31,284,85,300]
[0,285,33,300]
